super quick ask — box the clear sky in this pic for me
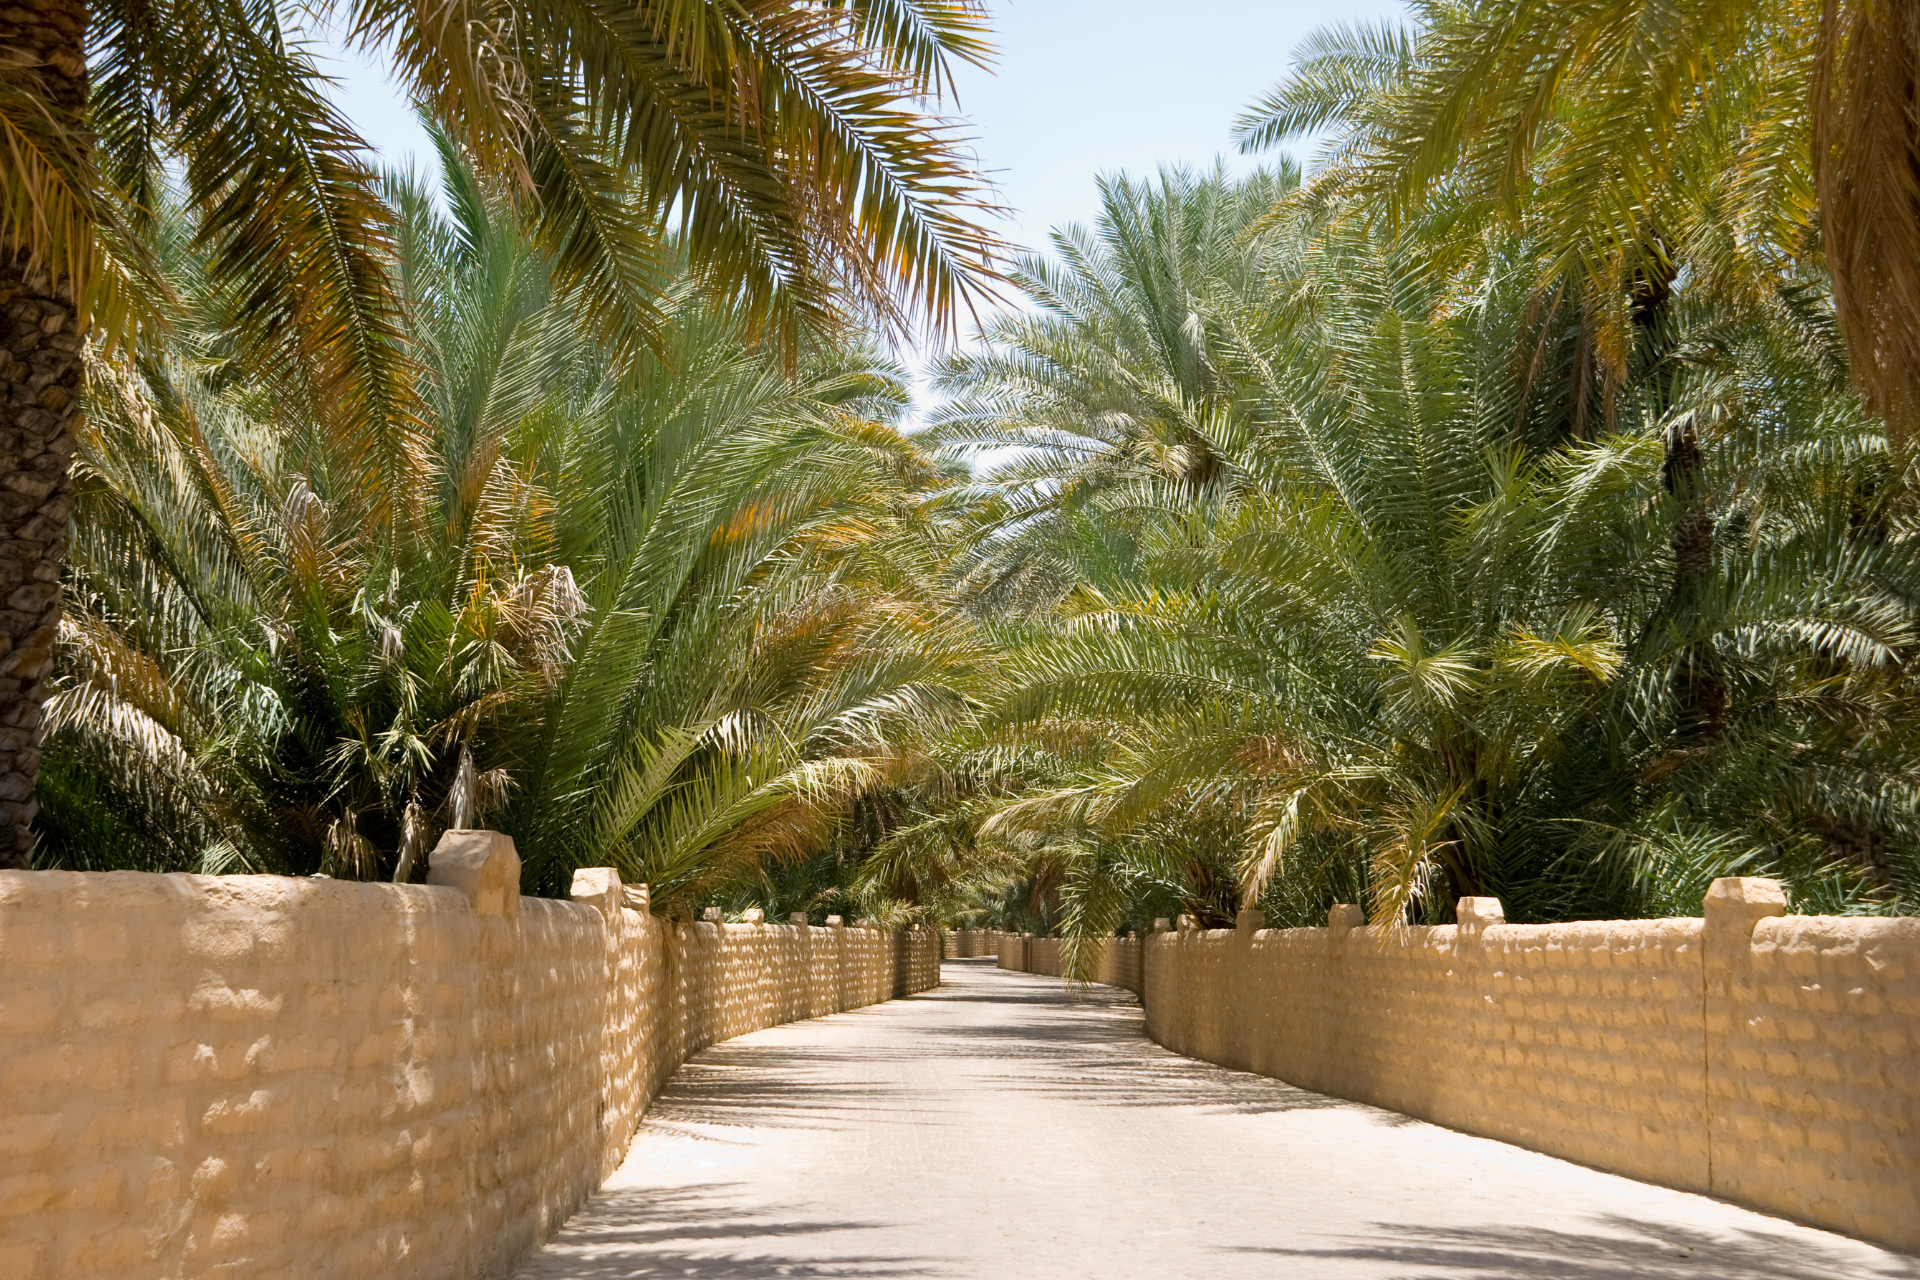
[938,0,1405,254]
[315,0,1407,400]
[320,1,1405,254]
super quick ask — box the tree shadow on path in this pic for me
[1224,1217,1919,1280]
[510,1184,942,1279]
[653,971,1369,1124]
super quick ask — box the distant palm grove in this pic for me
[12,0,1920,962]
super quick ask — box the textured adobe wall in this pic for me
[1001,884,1916,1254]
[1141,915,1709,1194]
[0,871,499,1279]
[1709,911,1920,1247]
[992,934,1140,989]
[0,839,940,1280]
[943,929,1001,958]
[1093,937,1142,991]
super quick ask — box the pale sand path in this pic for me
[512,958,1915,1279]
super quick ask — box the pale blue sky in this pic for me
[316,0,1405,404]
[320,1,1405,259]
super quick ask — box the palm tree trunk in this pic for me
[1664,423,1727,744]
[0,0,88,868]
[1816,0,1920,440]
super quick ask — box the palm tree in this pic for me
[926,162,1295,613]
[1235,0,1920,438]
[925,170,1920,974]
[45,155,994,904]
[0,0,1002,867]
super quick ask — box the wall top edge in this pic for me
[0,869,942,932]
[1147,915,1794,942]
[12,869,1907,940]
[0,867,474,913]
[685,920,928,933]
[1751,913,1920,939]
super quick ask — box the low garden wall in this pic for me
[0,831,940,1279]
[996,880,1917,1254]
[943,928,1006,958]
[997,932,1142,990]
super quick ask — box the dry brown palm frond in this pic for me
[55,614,199,735]
[321,808,380,879]
[0,72,171,341]
[493,564,587,681]
[443,747,514,829]
[392,798,432,883]
[369,0,533,187]
[278,477,363,601]
[1364,784,1466,927]
[47,619,209,825]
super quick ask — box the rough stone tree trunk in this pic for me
[0,0,89,868]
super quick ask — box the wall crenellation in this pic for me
[996,879,1917,1255]
[0,832,940,1280]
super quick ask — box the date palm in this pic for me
[930,171,1920,974]
[0,0,1001,867]
[1237,0,1920,439]
[45,154,993,897]
[927,162,1294,614]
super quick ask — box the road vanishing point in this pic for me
[514,958,1914,1279]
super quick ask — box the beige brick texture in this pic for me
[0,849,939,1280]
[942,929,1002,958]
[1002,884,1916,1254]
[1709,912,1919,1247]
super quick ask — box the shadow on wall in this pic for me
[510,1184,939,1280]
[1225,1217,1920,1280]
[1031,882,1920,1254]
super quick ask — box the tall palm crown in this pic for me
[0,0,1002,867]
[928,163,1294,613]
[920,167,1920,972]
[1234,0,1919,438]
[51,158,993,904]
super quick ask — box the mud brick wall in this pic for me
[943,929,1003,958]
[0,834,940,1279]
[995,934,1141,991]
[999,883,1916,1253]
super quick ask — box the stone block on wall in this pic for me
[428,830,520,918]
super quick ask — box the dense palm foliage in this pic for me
[0,0,1001,868]
[1233,0,1920,439]
[31,3,1920,949]
[912,158,1920,969]
[44,156,992,914]
[878,2,1920,956]
[10,0,1003,352]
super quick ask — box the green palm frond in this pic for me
[50,146,990,904]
